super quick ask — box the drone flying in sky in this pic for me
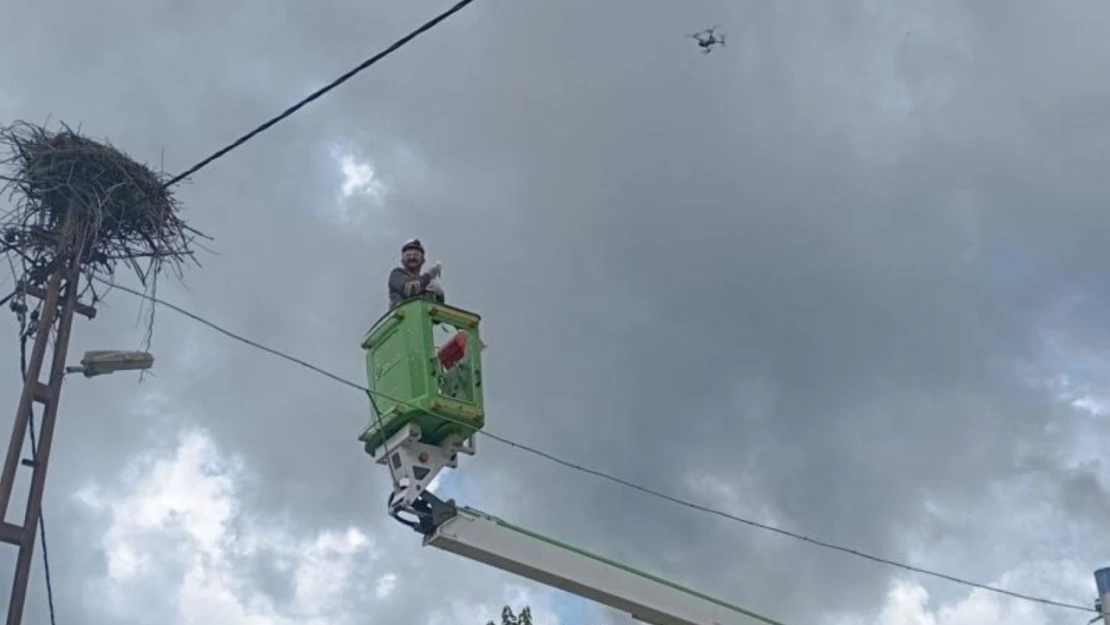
[690,26,726,54]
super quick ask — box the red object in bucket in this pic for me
[437,331,469,369]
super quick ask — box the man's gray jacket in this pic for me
[388,267,444,307]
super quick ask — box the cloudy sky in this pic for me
[2,0,1110,624]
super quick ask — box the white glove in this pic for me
[427,261,442,279]
[426,277,445,295]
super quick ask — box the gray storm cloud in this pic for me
[1,1,1110,624]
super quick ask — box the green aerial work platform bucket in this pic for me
[359,298,485,455]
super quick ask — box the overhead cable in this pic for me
[98,277,1104,618]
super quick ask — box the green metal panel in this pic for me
[359,298,485,454]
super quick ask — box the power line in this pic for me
[10,0,1094,615]
[97,277,1104,618]
[162,0,477,188]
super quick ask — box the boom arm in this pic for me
[420,502,785,625]
[362,301,784,625]
[371,421,787,624]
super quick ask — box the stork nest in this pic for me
[0,120,209,345]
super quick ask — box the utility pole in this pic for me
[1095,567,1110,625]
[0,121,184,625]
[0,224,95,625]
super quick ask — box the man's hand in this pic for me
[427,261,442,279]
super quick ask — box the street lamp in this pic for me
[1093,567,1110,625]
[64,350,154,378]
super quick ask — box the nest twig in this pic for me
[0,120,209,350]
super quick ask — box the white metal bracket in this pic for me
[373,421,476,510]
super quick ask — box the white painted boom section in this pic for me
[424,507,785,625]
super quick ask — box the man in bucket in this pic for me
[388,238,444,308]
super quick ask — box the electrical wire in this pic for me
[367,387,400,490]
[96,277,1105,618]
[162,0,477,188]
[8,0,1091,615]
